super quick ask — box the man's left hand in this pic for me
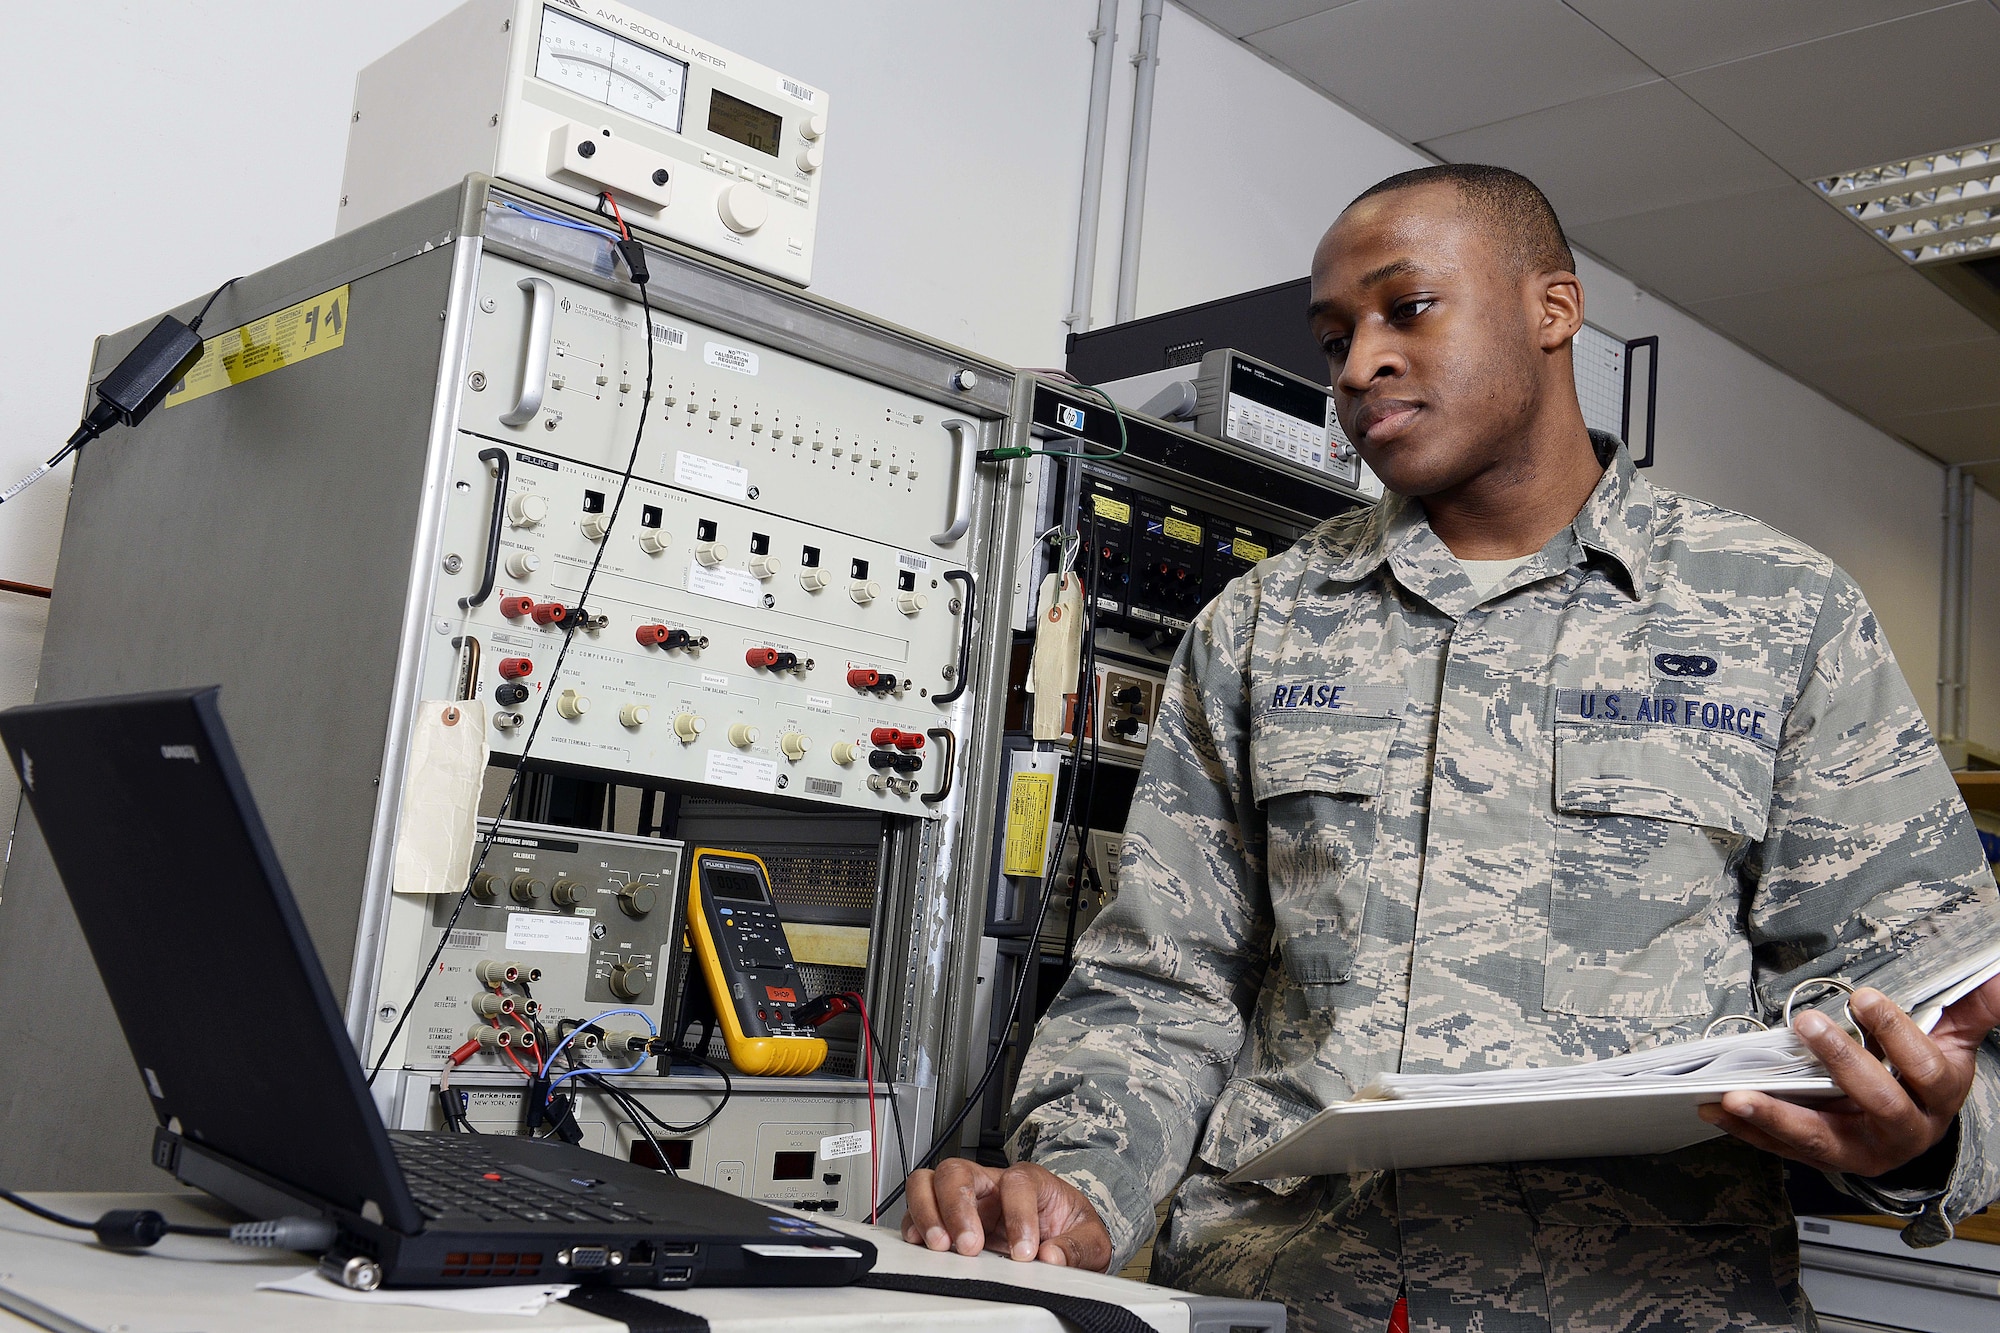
[1699,977,2000,1177]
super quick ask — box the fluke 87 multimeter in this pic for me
[685,847,828,1076]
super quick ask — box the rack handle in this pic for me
[933,568,976,706]
[459,448,510,609]
[929,419,975,546]
[921,726,957,806]
[498,277,556,427]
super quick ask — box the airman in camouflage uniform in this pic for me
[902,164,2000,1331]
[1007,433,2000,1330]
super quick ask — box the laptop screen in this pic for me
[0,687,421,1231]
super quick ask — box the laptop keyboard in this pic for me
[395,1134,657,1226]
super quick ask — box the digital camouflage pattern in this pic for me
[1009,438,2000,1332]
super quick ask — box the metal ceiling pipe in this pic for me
[1113,0,1164,324]
[1064,0,1121,334]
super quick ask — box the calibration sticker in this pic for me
[164,284,349,408]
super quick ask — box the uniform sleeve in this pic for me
[1743,569,2000,1244]
[1003,581,1272,1270]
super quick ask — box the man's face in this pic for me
[1308,183,1547,498]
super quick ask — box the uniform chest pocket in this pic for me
[1545,724,1772,1018]
[1251,708,1398,994]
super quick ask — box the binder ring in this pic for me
[1704,1014,1769,1038]
[1784,977,1857,1035]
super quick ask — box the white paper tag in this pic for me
[704,749,778,794]
[704,342,760,376]
[675,450,749,499]
[819,1129,871,1161]
[504,913,591,954]
[392,702,489,894]
[688,561,763,607]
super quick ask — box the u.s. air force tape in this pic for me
[1556,688,1777,751]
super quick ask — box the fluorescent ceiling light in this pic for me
[1814,140,2000,264]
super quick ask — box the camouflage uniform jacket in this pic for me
[1009,438,2000,1332]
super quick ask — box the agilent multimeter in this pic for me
[684,847,828,1076]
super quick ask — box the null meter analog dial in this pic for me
[535,6,688,134]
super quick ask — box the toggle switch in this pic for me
[728,722,759,748]
[505,552,540,579]
[557,689,589,719]
[695,541,728,567]
[619,704,650,728]
[779,731,811,761]
[672,713,705,744]
[507,494,547,528]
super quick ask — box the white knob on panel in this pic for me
[849,579,880,604]
[717,182,769,234]
[801,114,826,141]
[798,568,828,593]
[796,144,823,174]
[508,494,547,528]
[779,731,811,761]
[619,704,650,729]
[673,713,705,743]
[557,689,589,720]
[638,529,670,555]
[897,591,927,616]
[748,553,782,579]
[694,541,728,567]
[728,722,759,748]
[505,551,540,579]
[830,741,857,766]
[580,514,610,541]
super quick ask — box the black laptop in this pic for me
[0,687,875,1291]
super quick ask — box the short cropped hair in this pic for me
[1349,164,1575,277]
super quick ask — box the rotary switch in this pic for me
[673,713,705,743]
[608,962,646,1000]
[507,494,547,528]
[619,703,650,729]
[694,540,728,567]
[728,722,759,748]
[471,872,501,903]
[780,731,811,761]
[717,182,769,234]
[551,878,583,908]
[798,567,829,592]
[505,551,540,579]
[557,689,589,719]
[618,883,658,919]
[509,873,544,904]
[638,528,670,555]
[580,514,610,541]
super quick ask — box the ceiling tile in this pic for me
[1563,0,1952,76]
[1247,0,1654,142]
[1878,403,2000,460]
[1688,269,1999,365]
[1671,2,2000,179]
[1177,0,1358,38]
[1569,185,1906,305]
[1796,335,2000,420]
[1420,80,1791,227]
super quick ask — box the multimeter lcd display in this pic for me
[705,863,770,903]
[708,90,783,157]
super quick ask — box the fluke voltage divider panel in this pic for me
[0,177,1026,1199]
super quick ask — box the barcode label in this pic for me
[779,77,816,104]
[445,930,486,950]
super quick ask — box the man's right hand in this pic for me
[899,1158,1114,1271]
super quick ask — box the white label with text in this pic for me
[674,450,749,500]
[819,1129,871,1161]
[688,562,763,608]
[704,749,778,794]
[504,913,591,955]
[703,342,760,376]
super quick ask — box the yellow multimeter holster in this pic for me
[684,847,827,1076]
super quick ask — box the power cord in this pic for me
[1,1189,334,1253]
[2,275,241,507]
[367,203,657,1085]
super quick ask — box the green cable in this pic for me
[984,380,1130,464]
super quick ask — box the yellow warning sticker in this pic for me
[1233,537,1269,563]
[165,285,349,409]
[1163,514,1202,545]
[1002,770,1057,876]
[1091,494,1132,524]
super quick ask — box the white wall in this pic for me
[0,0,1991,813]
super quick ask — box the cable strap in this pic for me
[558,1286,710,1331]
[855,1272,1158,1333]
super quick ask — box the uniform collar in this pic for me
[1317,432,1653,607]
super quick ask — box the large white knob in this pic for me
[728,722,759,748]
[619,704,650,729]
[896,591,927,616]
[557,689,589,720]
[830,740,858,766]
[580,514,609,541]
[849,579,880,605]
[801,114,826,141]
[798,567,829,593]
[638,529,670,555]
[779,731,811,761]
[505,551,540,579]
[717,182,769,234]
[748,553,782,580]
[672,712,705,743]
[508,494,547,528]
[796,144,823,174]
[694,540,728,567]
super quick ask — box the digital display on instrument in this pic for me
[536,6,688,134]
[705,862,770,903]
[1223,356,1338,476]
[707,89,783,158]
